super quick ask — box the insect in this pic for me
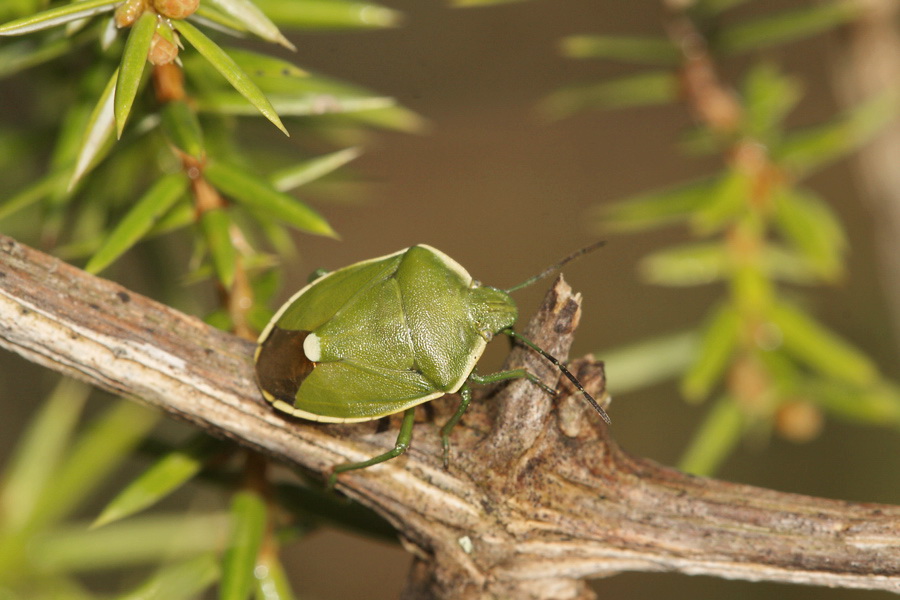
[254,244,610,485]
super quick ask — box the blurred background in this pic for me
[1,0,898,598]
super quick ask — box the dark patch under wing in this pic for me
[255,327,315,405]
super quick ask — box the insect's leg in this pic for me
[440,383,472,469]
[469,369,556,396]
[328,407,416,488]
[501,328,611,425]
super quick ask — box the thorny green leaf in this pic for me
[94,435,227,528]
[200,207,238,288]
[681,305,740,403]
[560,34,679,65]
[255,0,401,30]
[220,490,267,600]
[678,397,744,475]
[114,11,156,138]
[70,68,118,189]
[172,19,288,135]
[118,554,220,600]
[271,147,362,192]
[541,71,677,119]
[86,173,189,274]
[0,0,118,36]
[205,0,295,49]
[204,160,337,237]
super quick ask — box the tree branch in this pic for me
[0,234,897,599]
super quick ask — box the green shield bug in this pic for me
[255,244,610,485]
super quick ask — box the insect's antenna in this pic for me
[505,240,606,293]
[502,328,611,425]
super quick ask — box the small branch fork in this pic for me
[0,234,897,599]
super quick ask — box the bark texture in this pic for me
[0,234,898,599]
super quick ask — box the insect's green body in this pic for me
[255,245,517,422]
[255,244,610,484]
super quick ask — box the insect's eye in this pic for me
[476,328,494,342]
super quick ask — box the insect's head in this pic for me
[469,285,518,339]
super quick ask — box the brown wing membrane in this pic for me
[255,327,315,405]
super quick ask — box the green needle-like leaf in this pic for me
[0,0,118,36]
[195,90,395,116]
[681,305,740,403]
[761,244,820,284]
[540,71,677,119]
[0,379,90,531]
[814,380,900,426]
[253,0,402,30]
[741,63,803,141]
[640,243,730,287]
[192,3,250,35]
[678,397,744,476]
[205,0,295,49]
[27,401,160,530]
[119,554,220,600]
[205,160,337,237]
[184,50,411,124]
[35,513,229,573]
[254,551,296,600]
[598,330,699,395]
[70,68,118,189]
[220,47,308,86]
[689,168,748,234]
[771,301,879,387]
[776,88,900,177]
[271,147,361,192]
[341,103,427,133]
[86,173,189,274]
[200,208,238,288]
[220,490,267,600]
[773,187,845,282]
[0,30,91,77]
[115,10,156,138]
[715,2,859,55]
[172,19,288,135]
[147,201,194,237]
[0,169,70,221]
[560,35,679,65]
[53,90,97,174]
[93,435,225,528]
[596,176,721,232]
[161,99,205,159]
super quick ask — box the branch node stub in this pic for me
[473,276,583,474]
[4,234,899,596]
[556,357,609,440]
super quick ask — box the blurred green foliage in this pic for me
[1,0,899,598]
[546,0,900,474]
[0,0,409,597]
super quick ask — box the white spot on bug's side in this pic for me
[458,535,473,554]
[303,333,321,362]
